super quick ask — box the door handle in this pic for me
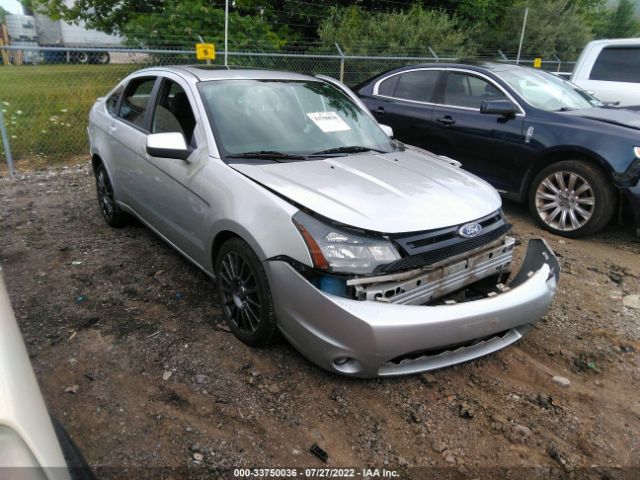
[374,107,386,115]
[109,123,117,132]
[436,116,456,126]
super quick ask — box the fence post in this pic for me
[335,43,345,83]
[497,50,509,61]
[428,46,439,62]
[516,7,529,65]
[553,54,562,72]
[224,0,229,66]
[0,107,15,177]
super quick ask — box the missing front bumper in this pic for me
[267,239,560,377]
[350,237,515,305]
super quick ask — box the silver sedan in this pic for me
[88,67,560,377]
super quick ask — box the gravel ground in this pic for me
[0,164,639,480]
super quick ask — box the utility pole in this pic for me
[224,0,229,66]
[516,7,529,65]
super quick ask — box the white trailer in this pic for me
[4,12,122,64]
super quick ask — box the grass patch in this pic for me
[0,64,140,163]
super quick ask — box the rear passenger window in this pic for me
[393,70,439,102]
[118,77,157,128]
[377,75,400,96]
[106,85,123,115]
[590,47,640,83]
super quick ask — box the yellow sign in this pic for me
[533,57,542,68]
[196,43,215,61]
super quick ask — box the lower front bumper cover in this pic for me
[267,239,560,377]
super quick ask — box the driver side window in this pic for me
[443,72,507,109]
[151,79,197,147]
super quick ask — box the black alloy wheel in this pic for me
[215,238,277,347]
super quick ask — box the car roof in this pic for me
[391,61,524,73]
[135,65,319,82]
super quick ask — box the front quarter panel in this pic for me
[201,159,311,272]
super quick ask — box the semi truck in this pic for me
[4,12,121,64]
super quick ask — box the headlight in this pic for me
[292,211,401,274]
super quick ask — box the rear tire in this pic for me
[528,160,616,237]
[94,163,128,228]
[215,238,277,347]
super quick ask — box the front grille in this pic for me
[376,211,510,273]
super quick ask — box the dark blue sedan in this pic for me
[356,63,640,237]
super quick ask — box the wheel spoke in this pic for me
[574,204,591,219]
[536,191,557,201]
[574,182,591,196]
[539,201,558,212]
[559,210,568,229]
[246,296,261,308]
[567,173,577,193]
[568,209,581,229]
[554,172,566,191]
[243,308,256,331]
[542,178,560,194]
[576,196,595,206]
[547,207,562,223]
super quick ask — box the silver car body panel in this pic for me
[0,268,71,478]
[230,149,501,232]
[88,67,560,377]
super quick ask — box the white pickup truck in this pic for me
[570,38,640,106]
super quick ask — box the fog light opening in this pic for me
[332,356,363,374]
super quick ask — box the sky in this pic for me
[0,0,23,14]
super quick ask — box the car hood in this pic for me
[562,106,640,130]
[231,150,501,233]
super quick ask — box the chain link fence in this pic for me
[0,45,576,170]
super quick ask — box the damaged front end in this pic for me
[292,209,530,308]
[269,209,560,377]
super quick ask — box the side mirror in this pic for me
[480,100,517,117]
[379,124,394,137]
[146,132,191,160]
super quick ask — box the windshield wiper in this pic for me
[308,145,386,157]
[225,150,307,161]
[555,107,577,112]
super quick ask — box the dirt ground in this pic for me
[0,164,638,480]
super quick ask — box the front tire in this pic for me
[529,160,616,237]
[215,238,277,347]
[94,163,128,227]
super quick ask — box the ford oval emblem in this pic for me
[458,222,482,238]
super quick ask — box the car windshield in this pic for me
[199,79,394,158]
[496,68,599,111]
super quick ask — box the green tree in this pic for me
[491,0,594,59]
[598,0,639,38]
[0,6,7,23]
[317,4,471,56]
[121,0,292,50]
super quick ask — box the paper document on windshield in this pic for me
[307,111,351,133]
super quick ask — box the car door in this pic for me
[140,75,211,264]
[110,75,160,212]
[363,69,440,147]
[428,70,526,191]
